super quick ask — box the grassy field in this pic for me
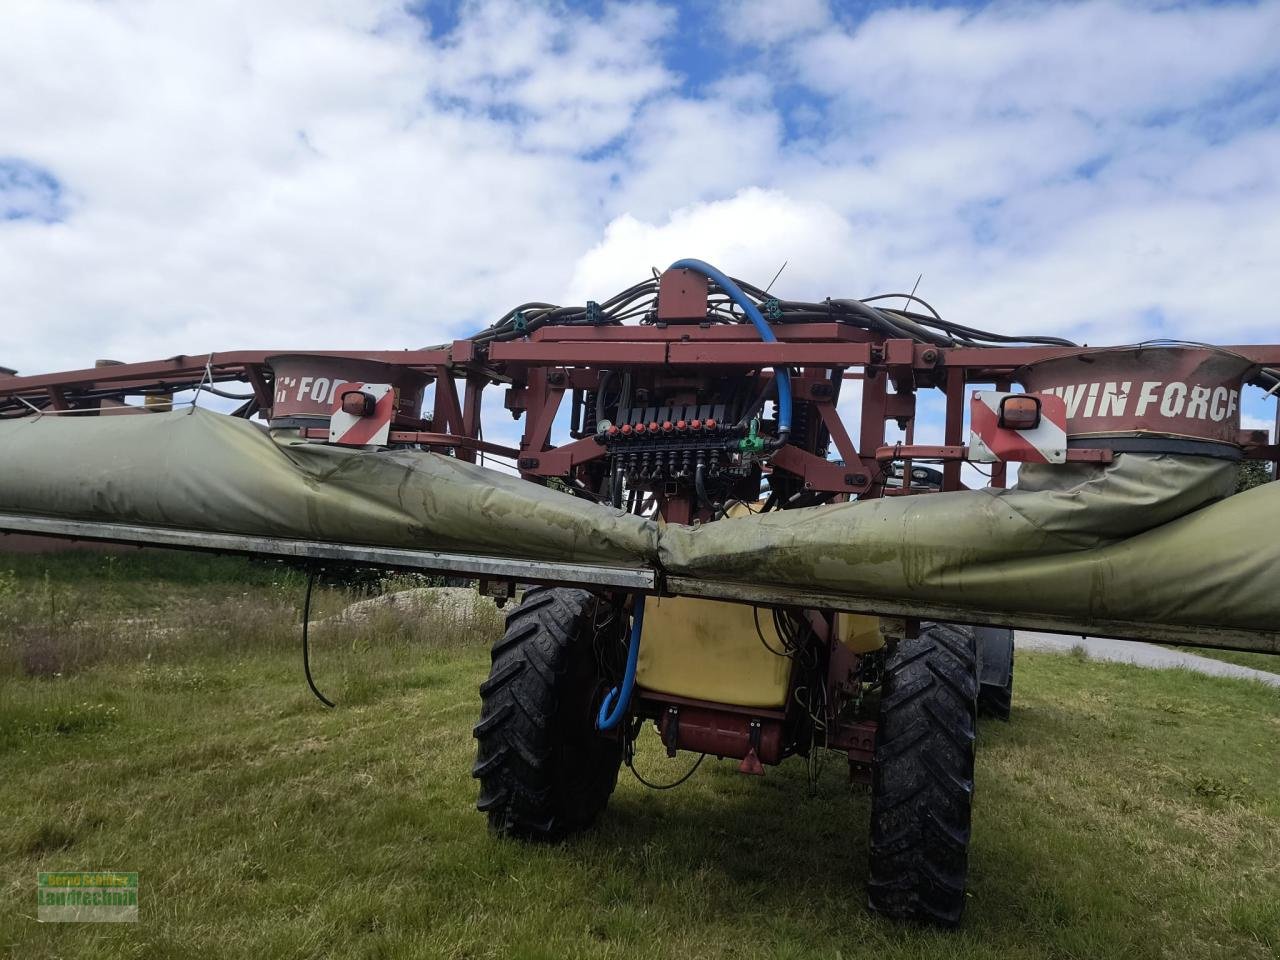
[1,552,1278,960]
[1175,646,1280,674]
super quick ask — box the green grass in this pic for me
[1175,646,1280,675]
[1,552,1278,959]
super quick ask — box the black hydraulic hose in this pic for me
[828,298,953,346]
[735,373,774,429]
[862,291,947,321]
[201,384,256,401]
[595,370,615,425]
[301,571,335,709]
[466,273,1078,349]
[695,460,713,514]
[627,750,706,790]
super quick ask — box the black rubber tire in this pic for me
[867,622,978,927]
[977,636,1014,722]
[472,586,623,841]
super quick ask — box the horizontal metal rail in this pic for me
[663,578,1280,656]
[1,513,1276,656]
[0,514,655,592]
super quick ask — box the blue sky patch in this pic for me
[0,159,66,224]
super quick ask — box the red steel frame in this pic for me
[3,316,1278,771]
[2,331,1279,494]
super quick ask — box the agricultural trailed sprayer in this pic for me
[2,258,1278,925]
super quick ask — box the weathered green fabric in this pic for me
[0,409,656,566]
[1,409,1275,636]
[895,478,1279,632]
[658,455,1256,630]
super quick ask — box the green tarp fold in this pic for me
[1,409,1276,637]
[0,410,655,567]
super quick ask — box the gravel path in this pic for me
[1016,631,1280,687]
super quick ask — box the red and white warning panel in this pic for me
[328,383,395,447]
[968,391,1067,464]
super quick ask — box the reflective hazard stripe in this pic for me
[328,383,395,447]
[968,391,1067,464]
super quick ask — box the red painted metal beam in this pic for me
[528,323,874,343]
[769,445,872,494]
[300,428,519,458]
[666,342,876,366]
[489,342,667,366]
[432,376,464,435]
[521,435,607,475]
[942,345,1280,370]
[0,349,458,398]
[875,444,1113,463]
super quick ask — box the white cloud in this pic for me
[0,0,671,373]
[567,188,862,301]
[603,89,783,220]
[420,0,675,151]
[794,1,1280,122]
[719,0,830,44]
[0,0,1277,426]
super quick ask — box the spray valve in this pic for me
[738,418,766,454]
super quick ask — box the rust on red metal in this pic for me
[489,341,668,366]
[268,355,428,426]
[875,444,1112,463]
[828,719,877,764]
[665,341,877,367]
[299,428,519,459]
[1020,346,1254,447]
[770,445,873,493]
[944,344,1280,370]
[657,267,709,323]
[524,435,607,475]
[0,313,1271,507]
[654,701,785,765]
[529,322,873,343]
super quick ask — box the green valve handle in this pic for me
[738,418,766,453]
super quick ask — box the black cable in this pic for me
[694,461,712,514]
[467,273,1080,350]
[200,384,256,401]
[627,750,706,790]
[862,291,946,321]
[301,570,335,708]
[753,606,790,657]
[595,370,615,425]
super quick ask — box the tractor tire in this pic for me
[977,629,1014,722]
[867,622,978,927]
[472,586,623,841]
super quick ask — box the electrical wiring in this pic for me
[470,272,1079,351]
[626,746,706,790]
[753,606,790,657]
[301,570,335,708]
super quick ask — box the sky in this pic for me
[2,0,1278,443]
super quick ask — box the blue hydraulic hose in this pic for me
[596,595,645,731]
[668,258,792,437]
[595,261,788,732]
